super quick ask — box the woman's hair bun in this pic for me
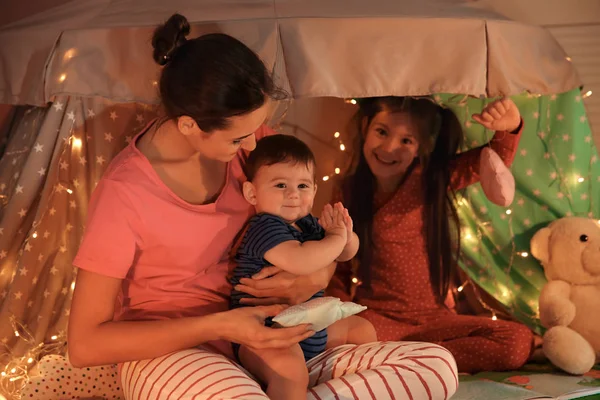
[152,13,191,66]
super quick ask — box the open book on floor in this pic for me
[454,368,600,400]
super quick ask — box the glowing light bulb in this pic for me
[72,138,82,149]
[566,57,572,62]
[27,358,33,364]
[578,177,585,183]
[51,335,58,340]
[32,232,38,239]
[14,331,19,337]
[64,48,76,60]
[457,285,464,292]
[350,99,357,105]
[351,277,359,284]
[66,188,73,194]
[583,90,592,99]
[491,314,498,321]
[322,176,330,182]
[505,209,512,215]
[58,74,67,83]
[340,144,346,151]
[71,281,76,291]
[520,252,529,258]
[335,168,341,174]
[334,132,340,138]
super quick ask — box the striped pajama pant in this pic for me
[121,341,458,399]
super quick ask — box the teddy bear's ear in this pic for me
[531,227,551,264]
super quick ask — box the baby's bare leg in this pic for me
[238,344,308,400]
[327,316,378,349]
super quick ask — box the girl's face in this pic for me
[362,110,420,184]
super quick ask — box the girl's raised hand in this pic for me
[472,98,521,133]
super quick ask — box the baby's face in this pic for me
[251,161,316,222]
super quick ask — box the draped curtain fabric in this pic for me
[440,89,599,334]
[0,97,157,396]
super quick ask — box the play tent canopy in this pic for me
[0,0,582,107]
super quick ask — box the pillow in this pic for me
[21,355,124,399]
[272,296,366,332]
[480,147,515,207]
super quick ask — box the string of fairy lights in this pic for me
[0,87,596,397]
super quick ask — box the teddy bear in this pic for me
[530,217,600,375]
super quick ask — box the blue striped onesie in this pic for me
[230,213,327,361]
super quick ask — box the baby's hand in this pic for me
[321,203,347,242]
[472,98,521,133]
[339,203,354,244]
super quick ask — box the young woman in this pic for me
[68,16,458,399]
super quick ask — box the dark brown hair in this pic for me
[152,14,286,132]
[342,97,463,305]
[245,134,316,182]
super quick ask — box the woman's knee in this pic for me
[122,348,266,400]
[422,343,459,398]
[393,342,459,399]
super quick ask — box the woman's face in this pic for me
[185,102,270,162]
[362,111,420,184]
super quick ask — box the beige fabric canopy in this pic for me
[0,0,582,106]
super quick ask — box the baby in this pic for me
[230,134,376,400]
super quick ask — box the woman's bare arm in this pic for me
[68,269,313,367]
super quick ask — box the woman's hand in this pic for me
[235,266,325,306]
[472,98,521,133]
[216,304,314,349]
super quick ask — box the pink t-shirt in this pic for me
[73,119,274,358]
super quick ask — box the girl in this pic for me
[68,15,458,400]
[327,96,534,373]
